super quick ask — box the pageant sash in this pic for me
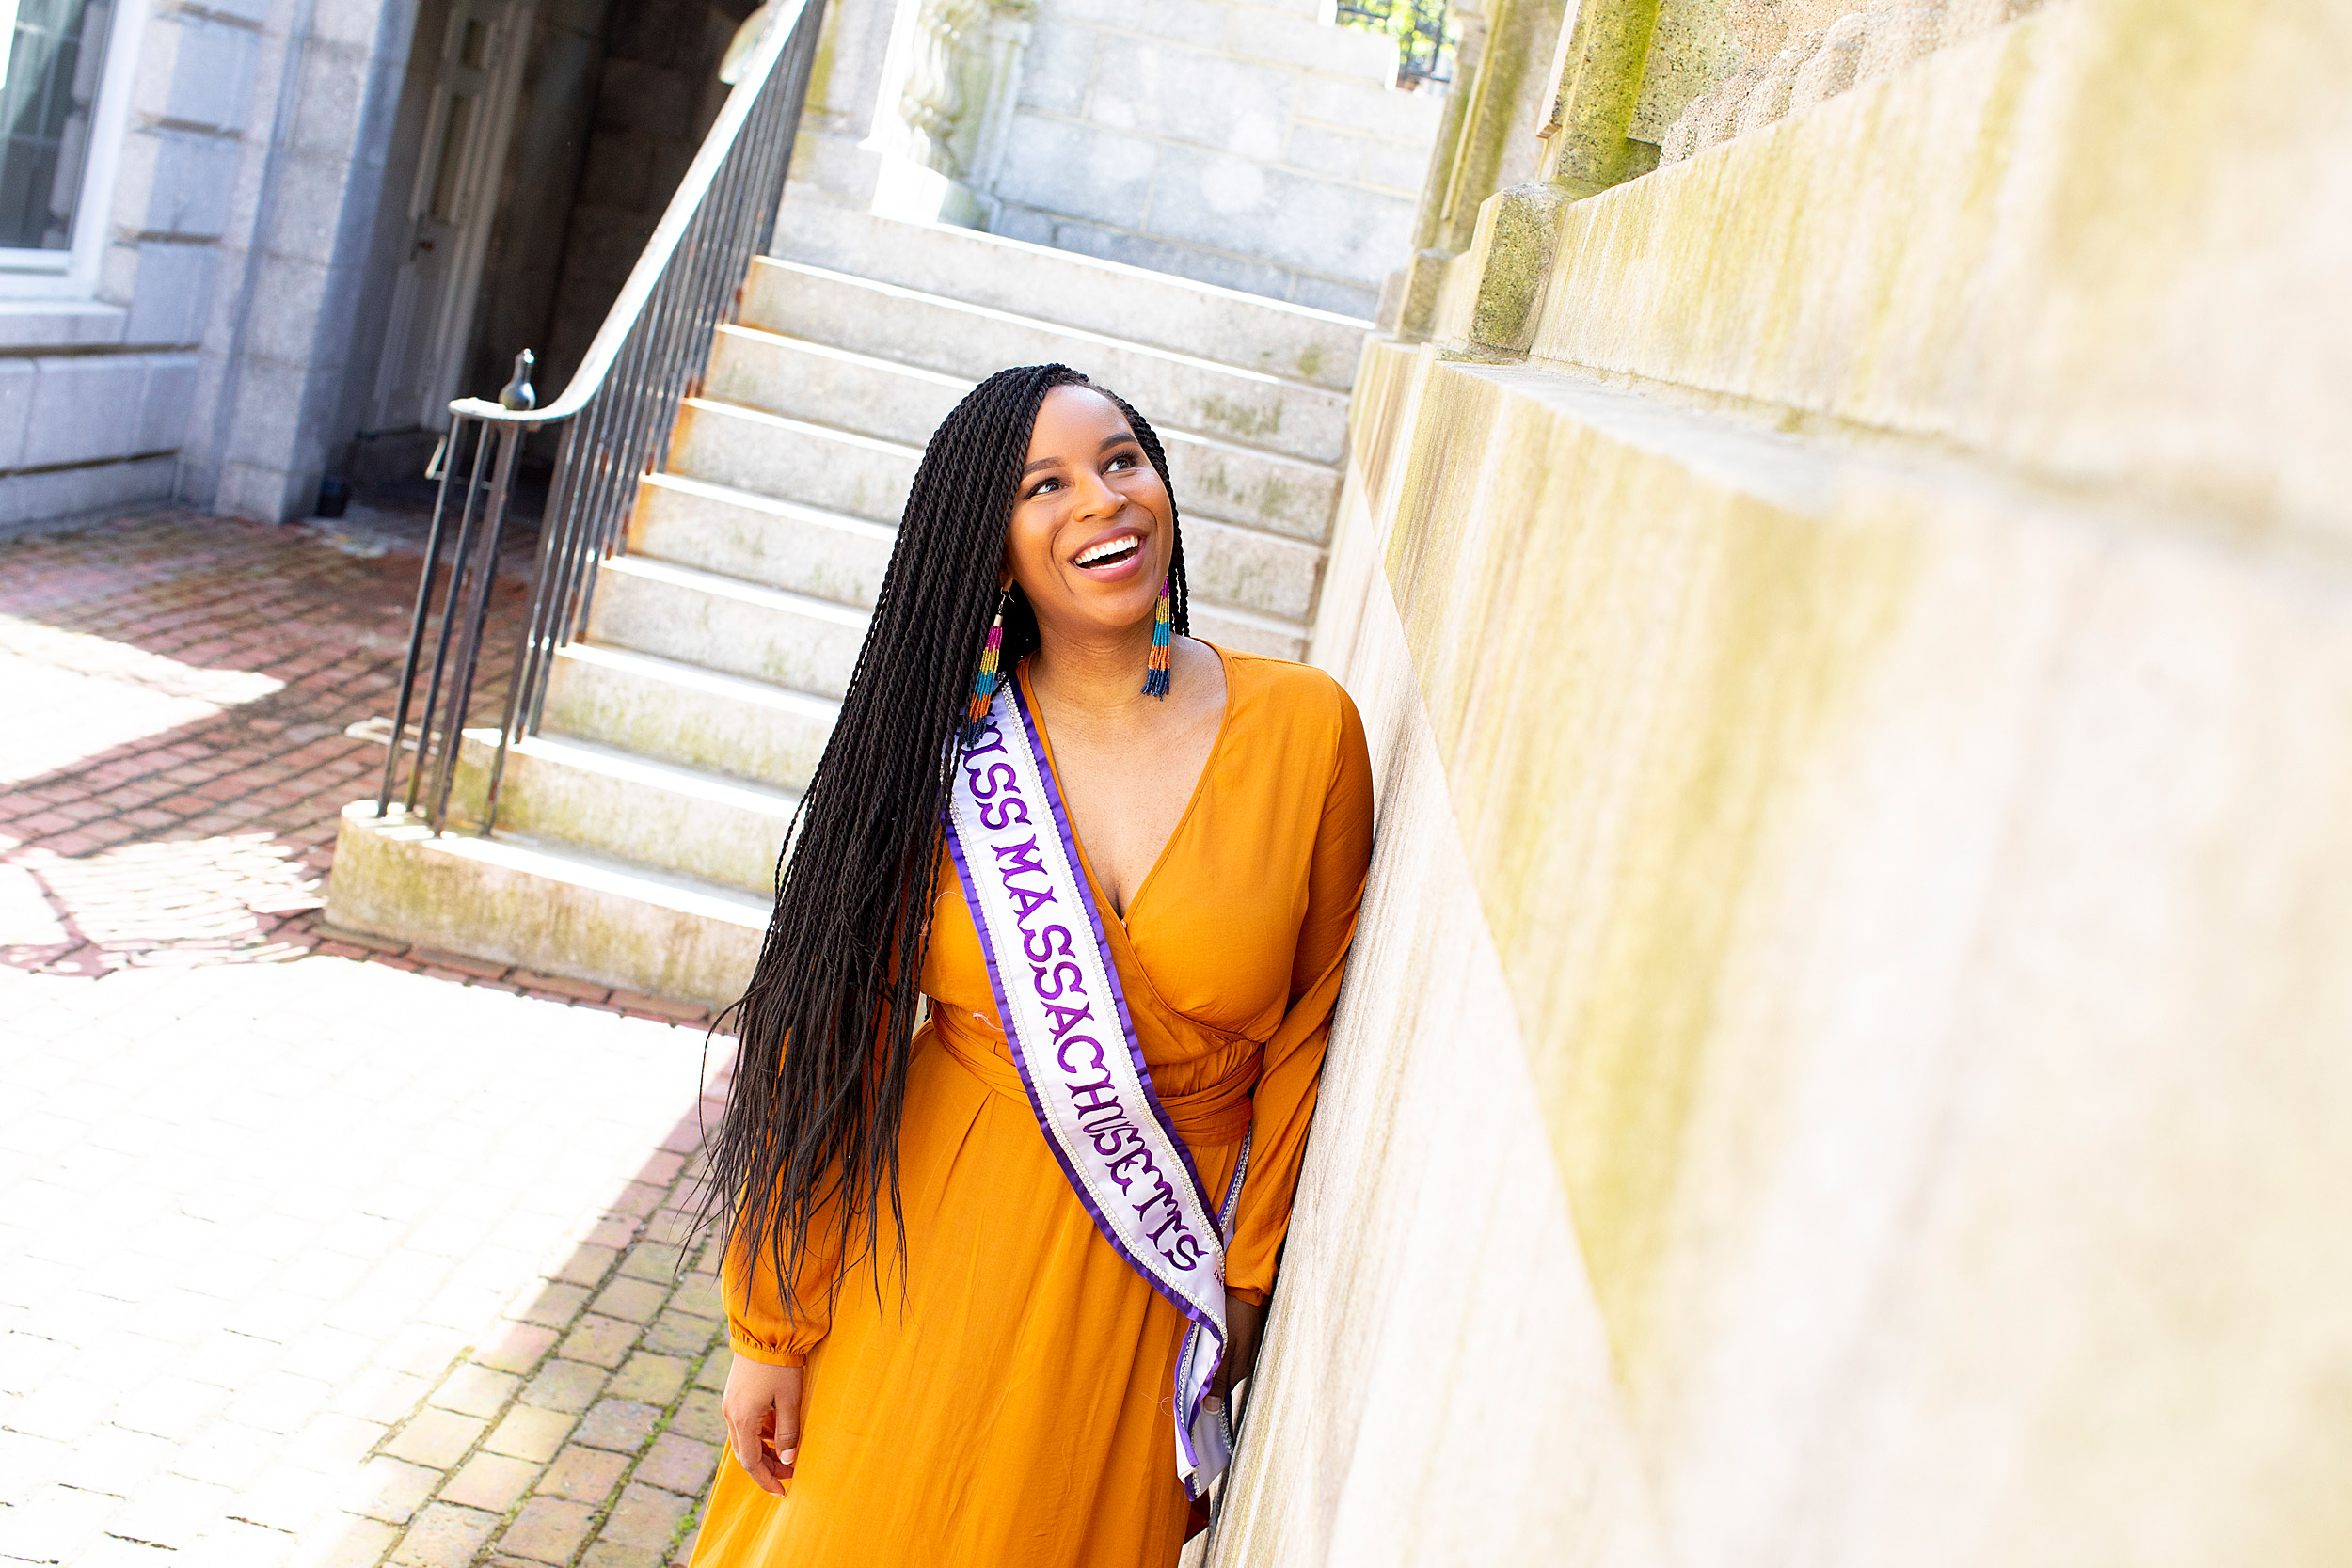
[944,676,1248,1500]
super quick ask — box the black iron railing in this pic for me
[1336,0,1453,87]
[373,0,825,835]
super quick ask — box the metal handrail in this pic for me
[373,0,826,835]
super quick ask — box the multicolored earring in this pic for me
[1141,576,1172,699]
[964,586,1009,746]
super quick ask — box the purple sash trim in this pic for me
[942,675,1245,1498]
[1006,675,1222,1224]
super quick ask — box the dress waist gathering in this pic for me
[925,1008,1259,1146]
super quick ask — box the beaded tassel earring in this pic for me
[1141,575,1172,699]
[964,587,1009,747]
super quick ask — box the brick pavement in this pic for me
[1,514,751,1567]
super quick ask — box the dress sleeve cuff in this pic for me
[727,1335,807,1368]
[1226,1285,1269,1307]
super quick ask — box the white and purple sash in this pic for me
[944,676,1248,1500]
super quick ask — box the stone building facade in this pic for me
[0,0,1443,529]
[1207,0,2352,1562]
[788,0,1448,318]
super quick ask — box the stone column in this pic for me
[176,0,424,520]
[1393,0,1570,340]
[1535,0,1662,197]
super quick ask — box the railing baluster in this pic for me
[405,419,494,815]
[373,0,827,839]
[377,425,467,816]
[428,422,525,833]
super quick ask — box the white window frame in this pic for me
[0,0,148,296]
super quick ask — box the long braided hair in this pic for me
[706,364,1190,1316]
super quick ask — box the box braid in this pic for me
[703,364,1189,1317]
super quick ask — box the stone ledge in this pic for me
[324,803,765,1008]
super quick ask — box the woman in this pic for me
[691,364,1374,1566]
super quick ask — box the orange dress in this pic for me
[691,646,1375,1567]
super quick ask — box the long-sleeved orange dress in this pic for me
[689,645,1374,1567]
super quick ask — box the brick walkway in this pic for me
[1,515,746,1567]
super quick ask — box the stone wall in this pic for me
[782,0,1452,320]
[981,0,1445,316]
[175,0,427,520]
[533,0,745,393]
[0,0,399,528]
[1207,0,2352,1562]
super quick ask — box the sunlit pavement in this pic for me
[2,515,742,1568]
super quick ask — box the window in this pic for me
[0,0,113,267]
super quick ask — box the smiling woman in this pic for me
[690,366,1374,1566]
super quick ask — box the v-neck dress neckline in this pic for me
[1015,641,1234,930]
[702,645,1376,1568]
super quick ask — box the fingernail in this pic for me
[780,1448,798,1465]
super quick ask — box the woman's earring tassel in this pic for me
[964,593,1007,746]
[1141,576,1173,700]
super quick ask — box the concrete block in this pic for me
[324,804,767,1007]
[163,19,259,134]
[447,733,795,894]
[241,254,336,366]
[137,356,201,455]
[1283,122,1370,185]
[1224,8,1397,82]
[310,0,406,50]
[1283,120,1428,198]
[1289,272,1381,319]
[0,456,177,527]
[1083,43,1293,162]
[627,473,898,610]
[1183,513,1323,623]
[21,356,148,467]
[987,203,1056,247]
[289,40,381,158]
[583,557,868,700]
[701,325,964,450]
[262,150,361,267]
[1149,142,1415,285]
[1355,126,1437,197]
[781,130,884,208]
[1019,19,1092,117]
[1053,0,1227,49]
[217,354,309,471]
[594,59,697,135]
[537,644,837,792]
[0,359,34,469]
[988,112,1157,231]
[577,134,655,214]
[1156,424,1337,541]
[1295,70,1444,141]
[0,300,128,352]
[1010,210,1317,305]
[1187,600,1305,660]
[201,0,277,27]
[732,267,1352,462]
[776,202,1372,388]
[120,244,217,346]
[215,457,310,523]
[666,399,915,525]
[141,131,242,239]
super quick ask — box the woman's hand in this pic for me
[1212,1296,1267,1414]
[721,1354,804,1496]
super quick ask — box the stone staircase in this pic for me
[325,202,1370,1005]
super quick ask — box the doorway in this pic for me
[369,0,533,436]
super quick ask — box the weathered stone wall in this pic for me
[534,0,745,390]
[1207,1,2352,1562]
